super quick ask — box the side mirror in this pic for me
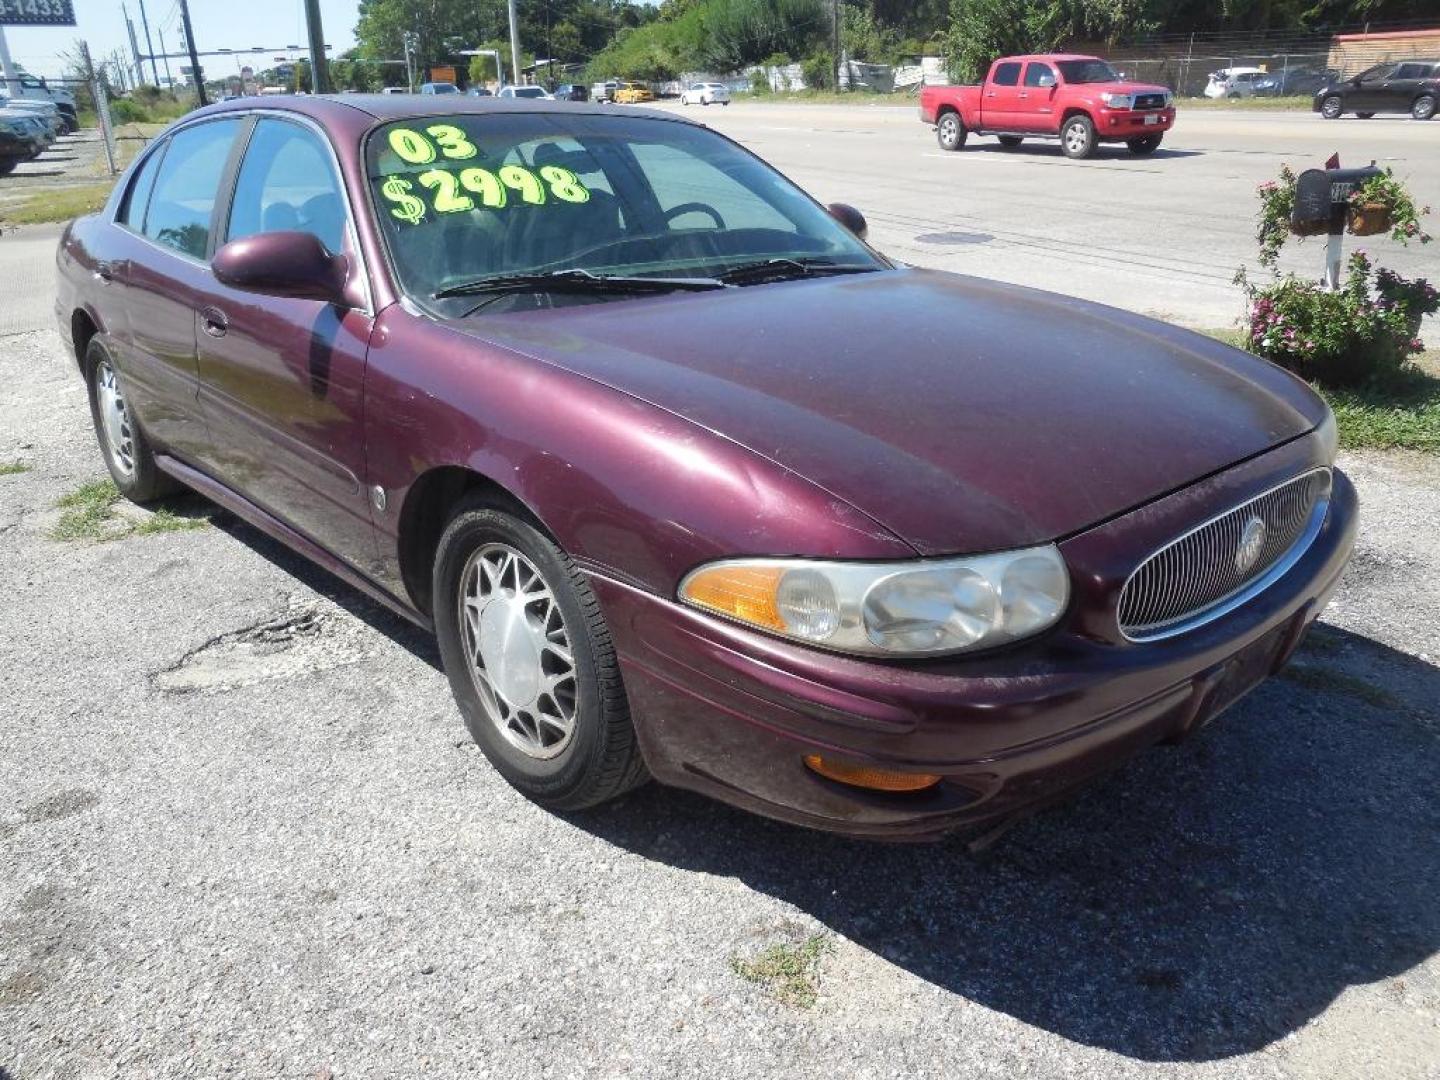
[827,202,867,241]
[1038,74,1056,88]
[212,231,349,305]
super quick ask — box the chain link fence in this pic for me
[1113,52,1337,99]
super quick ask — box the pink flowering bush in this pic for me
[1348,169,1434,247]
[1236,252,1438,387]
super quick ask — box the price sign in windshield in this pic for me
[0,0,76,26]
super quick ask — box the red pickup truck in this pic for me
[920,54,1176,159]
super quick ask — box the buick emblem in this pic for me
[1235,516,1267,574]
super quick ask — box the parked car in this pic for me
[55,94,1354,840]
[1314,60,1439,120]
[0,97,63,139]
[1252,66,1339,97]
[466,86,493,97]
[681,82,731,106]
[613,81,655,104]
[420,82,460,95]
[380,86,409,95]
[591,80,618,102]
[497,85,551,100]
[0,110,49,172]
[1,73,78,132]
[1203,67,1270,99]
[920,54,1176,158]
[552,83,589,101]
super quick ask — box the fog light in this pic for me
[803,754,941,792]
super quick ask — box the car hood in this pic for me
[443,269,1325,555]
[1092,80,1170,96]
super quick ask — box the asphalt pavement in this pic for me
[2,106,1439,1079]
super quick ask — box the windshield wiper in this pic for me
[715,258,879,286]
[433,267,726,301]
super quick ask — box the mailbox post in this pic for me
[1291,163,1382,290]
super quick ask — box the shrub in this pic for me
[801,50,833,91]
[109,98,146,123]
[1237,252,1438,387]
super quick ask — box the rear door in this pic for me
[1019,61,1058,131]
[1384,63,1429,111]
[191,114,378,572]
[981,61,1024,129]
[110,117,246,463]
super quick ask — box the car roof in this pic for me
[188,93,682,125]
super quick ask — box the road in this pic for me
[1,107,1439,1080]
[649,102,1440,330]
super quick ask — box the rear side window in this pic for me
[992,62,1021,86]
[143,118,242,259]
[118,144,166,231]
[226,118,346,254]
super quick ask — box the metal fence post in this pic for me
[92,78,118,177]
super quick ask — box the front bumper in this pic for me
[590,444,1357,841]
[1096,106,1176,138]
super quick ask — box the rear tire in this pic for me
[997,134,1023,148]
[1413,94,1436,120]
[1060,114,1096,159]
[83,337,180,504]
[1127,133,1163,154]
[936,110,966,151]
[1320,95,1343,119]
[433,495,648,812]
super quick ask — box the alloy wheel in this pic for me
[1063,121,1089,156]
[1321,96,1342,119]
[458,543,578,761]
[938,113,961,149]
[95,359,136,476]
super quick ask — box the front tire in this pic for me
[1060,114,1096,158]
[433,496,647,811]
[84,337,179,503]
[1320,95,1343,119]
[936,110,966,151]
[1413,94,1436,121]
[1127,133,1163,154]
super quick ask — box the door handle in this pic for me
[94,261,113,284]
[201,306,228,338]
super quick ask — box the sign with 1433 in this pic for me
[0,0,76,27]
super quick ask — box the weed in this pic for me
[730,933,831,1008]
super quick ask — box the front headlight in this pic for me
[1101,91,1135,108]
[679,546,1070,657]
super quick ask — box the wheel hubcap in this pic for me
[1065,125,1085,151]
[459,543,577,760]
[96,360,135,476]
[941,117,958,143]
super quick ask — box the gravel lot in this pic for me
[2,105,1440,1079]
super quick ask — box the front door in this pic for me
[193,116,378,573]
[1349,64,1398,110]
[1019,61,1059,131]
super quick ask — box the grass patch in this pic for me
[1,184,115,226]
[1279,664,1401,710]
[0,460,31,475]
[50,478,209,541]
[1203,330,1440,453]
[730,933,831,1008]
[1178,95,1313,110]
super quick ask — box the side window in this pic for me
[144,119,242,259]
[227,118,347,254]
[992,62,1021,87]
[1395,64,1424,79]
[118,143,166,231]
[1023,63,1055,88]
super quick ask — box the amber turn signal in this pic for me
[803,754,942,793]
[679,563,787,632]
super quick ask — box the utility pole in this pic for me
[402,31,418,92]
[0,26,20,98]
[832,0,842,92]
[303,0,329,95]
[178,0,207,105]
[507,0,522,86]
[123,4,145,88]
[137,0,160,85]
[158,27,174,88]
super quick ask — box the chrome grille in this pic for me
[1133,93,1167,110]
[1118,469,1331,640]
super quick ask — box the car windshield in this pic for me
[1056,60,1119,83]
[367,112,883,313]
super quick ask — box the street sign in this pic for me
[0,0,76,27]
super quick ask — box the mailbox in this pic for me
[1292,164,1383,230]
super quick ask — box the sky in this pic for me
[1,0,366,79]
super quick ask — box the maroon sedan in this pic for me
[56,96,1355,840]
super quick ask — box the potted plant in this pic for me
[1346,168,1433,243]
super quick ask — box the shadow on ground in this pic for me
[201,509,1440,1062]
[968,142,1203,161]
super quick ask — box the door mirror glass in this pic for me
[212,231,350,305]
[827,202,867,241]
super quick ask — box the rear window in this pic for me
[991,62,1021,87]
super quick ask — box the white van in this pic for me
[1203,67,1270,99]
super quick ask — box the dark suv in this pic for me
[552,83,589,101]
[1314,60,1439,120]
